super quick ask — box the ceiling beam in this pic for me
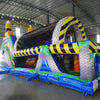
[0,0,60,20]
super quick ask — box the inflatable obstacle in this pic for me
[0,35,16,67]
[0,16,100,96]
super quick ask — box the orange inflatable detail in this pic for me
[74,55,79,72]
[4,31,13,37]
[25,56,38,66]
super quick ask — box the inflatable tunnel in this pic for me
[0,16,100,96]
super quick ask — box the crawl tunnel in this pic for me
[14,22,57,50]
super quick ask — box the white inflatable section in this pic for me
[1,42,14,59]
[0,50,12,67]
[93,79,99,92]
[35,47,61,73]
[52,17,69,44]
[14,34,23,51]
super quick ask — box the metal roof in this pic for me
[0,0,100,38]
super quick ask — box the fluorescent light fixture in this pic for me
[16,27,20,37]
[70,36,72,42]
[97,34,100,43]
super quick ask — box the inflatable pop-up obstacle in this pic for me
[0,16,100,96]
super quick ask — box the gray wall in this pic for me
[88,35,97,42]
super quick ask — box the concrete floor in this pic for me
[0,74,100,100]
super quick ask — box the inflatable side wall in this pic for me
[0,35,16,68]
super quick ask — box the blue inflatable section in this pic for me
[40,59,52,72]
[0,68,9,74]
[95,55,100,75]
[27,73,38,82]
[51,54,64,72]
[0,66,38,81]
[0,66,100,95]
[10,35,16,45]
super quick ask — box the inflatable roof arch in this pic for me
[52,16,86,44]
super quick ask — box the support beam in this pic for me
[47,14,50,25]
[72,0,75,16]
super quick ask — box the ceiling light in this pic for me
[16,27,20,37]
[97,34,100,43]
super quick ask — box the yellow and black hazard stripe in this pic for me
[13,46,40,57]
[14,40,100,57]
[89,41,100,53]
[48,42,79,54]
[59,16,86,44]
[14,42,79,57]
[11,21,29,28]
[16,39,22,50]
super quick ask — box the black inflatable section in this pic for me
[20,22,57,49]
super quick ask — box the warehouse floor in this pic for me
[0,74,100,100]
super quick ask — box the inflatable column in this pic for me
[28,25,33,32]
[4,20,13,37]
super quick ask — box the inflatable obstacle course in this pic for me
[0,16,100,96]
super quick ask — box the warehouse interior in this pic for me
[0,0,100,100]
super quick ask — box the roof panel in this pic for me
[3,5,15,14]
[0,0,99,36]
[51,2,73,18]
[0,4,10,13]
[75,0,100,23]
[0,3,6,10]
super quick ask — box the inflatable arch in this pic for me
[52,16,86,44]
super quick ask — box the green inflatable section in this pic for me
[0,35,16,68]
[4,47,15,68]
